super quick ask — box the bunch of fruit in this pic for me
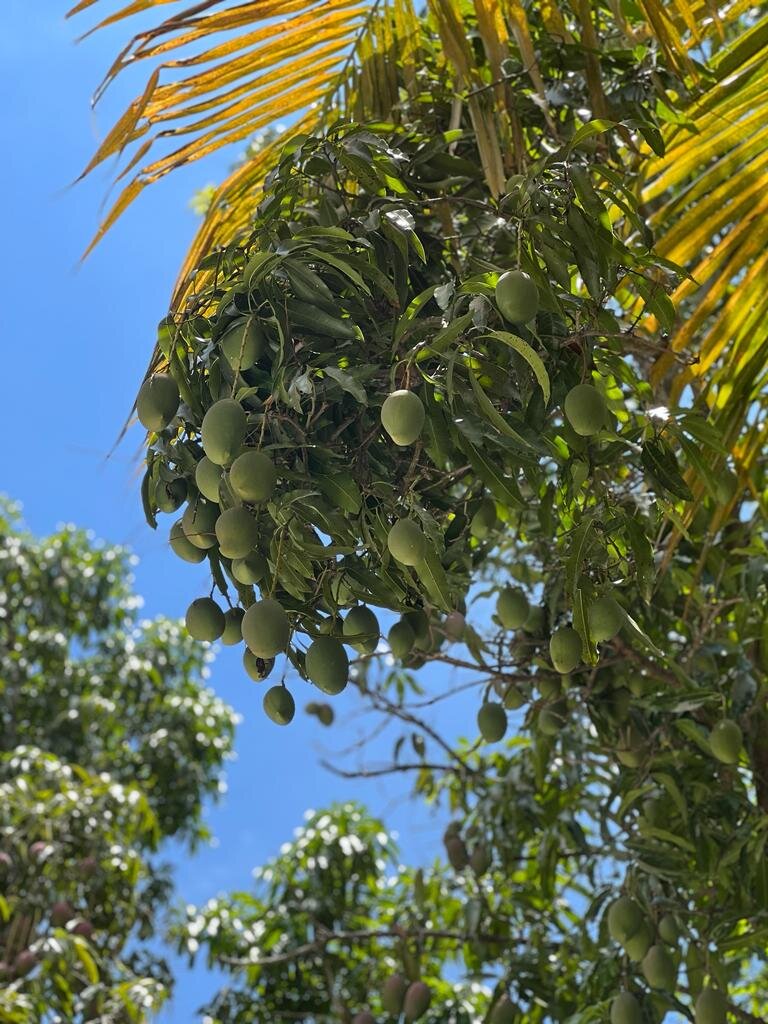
[136,125,661,724]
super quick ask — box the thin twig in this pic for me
[222,927,514,968]
[320,759,453,779]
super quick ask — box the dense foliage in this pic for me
[123,1,768,1021]
[54,0,768,1019]
[0,500,237,1022]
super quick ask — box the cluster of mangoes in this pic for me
[138,236,607,724]
[606,896,729,1024]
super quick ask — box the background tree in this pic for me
[0,498,238,1022]
[57,0,768,1022]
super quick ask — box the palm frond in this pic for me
[74,0,768,498]
[645,12,768,415]
[69,0,379,256]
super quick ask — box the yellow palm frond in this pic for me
[646,13,768,414]
[69,0,382,256]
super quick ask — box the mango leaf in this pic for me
[483,331,550,404]
[306,248,372,296]
[564,518,594,603]
[316,472,363,514]
[323,366,367,405]
[642,437,694,501]
[652,772,689,822]
[622,611,665,658]
[460,439,525,509]
[623,514,655,601]
[565,119,618,154]
[394,286,438,343]
[73,938,99,984]
[468,368,534,449]
[414,542,453,612]
[673,718,713,755]
[573,586,598,665]
[416,312,473,361]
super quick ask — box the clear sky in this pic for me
[1,4,484,1018]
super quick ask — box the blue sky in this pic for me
[1,4,484,1017]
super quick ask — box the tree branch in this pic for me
[320,760,453,779]
[222,927,511,968]
[727,1003,765,1024]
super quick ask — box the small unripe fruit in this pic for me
[403,981,431,1021]
[589,595,624,642]
[13,950,38,978]
[305,637,349,695]
[195,457,224,503]
[477,702,508,742]
[388,619,415,658]
[182,499,219,549]
[243,650,275,682]
[538,676,561,702]
[381,390,426,446]
[444,834,469,870]
[185,598,226,642]
[658,913,680,945]
[564,383,607,437]
[402,609,430,645]
[443,610,465,640]
[229,450,277,503]
[305,701,334,726]
[607,896,643,944]
[495,270,539,323]
[469,844,491,876]
[694,987,727,1024]
[215,506,260,559]
[549,627,582,673]
[604,686,631,724]
[201,399,247,466]
[490,994,517,1024]
[242,598,290,658]
[387,519,427,565]
[263,685,295,725]
[170,520,206,564]
[629,676,648,698]
[624,919,653,962]
[610,992,643,1024]
[155,477,187,514]
[136,373,179,432]
[220,319,264,370]
[523,604,545,634]
[231,551,267,585]
[221,607,245,646]
[343,606,380,654]
[496,587,529,630]
[470,498,497,539]
[381,974,408,1014]
[709,718,742,764]
[537,700,567,736]
[501,683,525,710]
[51,900,75,926]
[641,944,676,990]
